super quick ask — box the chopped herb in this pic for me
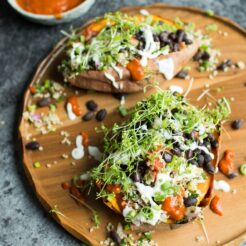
[118,104,128,117]
[33,161,41,168]
[206,9,215,17]
[206,24,218,32]
[239,164,246,175]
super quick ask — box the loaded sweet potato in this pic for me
[59,12,199,93]
[82,91,230,226]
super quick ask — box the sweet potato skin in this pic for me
[68,40,199,93]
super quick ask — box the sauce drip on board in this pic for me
[68,96,82,116]
[16,0,84,15]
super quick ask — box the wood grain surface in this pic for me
[18,4,246,246]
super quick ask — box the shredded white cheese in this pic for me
[88,146,103,161]
[158,57,175,80]
[66,103,76,121]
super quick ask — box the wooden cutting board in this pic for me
[18,4,246,246]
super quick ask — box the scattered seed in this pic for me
[96,109,107,121]
[38,146,44,151]
[37,98,51,107]
[236,61,245,70]
[46,163,52,168]
[82,111,94,121]
[25,141,40,150]
[61,154,69,159]
[86,100,98,111]
[231,119,244,130]
[71,162,76,166]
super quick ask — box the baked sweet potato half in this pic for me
[59,12,199,93]
[86,91,230,226]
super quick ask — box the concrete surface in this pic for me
[0,0,245,245]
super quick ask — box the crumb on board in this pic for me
[195,235,205,242]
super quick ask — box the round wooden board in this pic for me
[19,4,246,246]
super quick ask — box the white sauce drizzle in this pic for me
[139,9,150,16]
[158,57,175,80]
[66,103,76,121]
[111,63,123,79]
[104,72,120,89]
[169,85,183,94]
[88,146,103,161]
[71,135,84,160]
[69,42,84,69]
[190,142,214,159]
[138,26,158,66]
[214,180,231,192]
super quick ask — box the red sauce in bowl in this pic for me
[16,0,84,15]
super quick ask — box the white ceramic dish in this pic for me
[7,0,95,25]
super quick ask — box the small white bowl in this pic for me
[7,0,95,25]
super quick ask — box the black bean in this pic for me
[173,43,179,52]
[193,51,203,61]
[86,100,98,111]
[197,154,205,167]
[176,29,185,43]
[153,33,160,42]
[201,51,210,60]
[131,172,141,182]
[37,98,51,107]
[183,37,193,45]
[204,154,212,163]
[113,93,128,101]
[175,69,188,79]
[207,133,215,142]
[96,109,107,121]
[168,32,176,41]
[184,196,197,207]
[171,108,179,115]
[228,172,238,179]
[186,149,193,159]
[159,31,169,43]
[82,111,94,121]
[109,230,121,245]
[203,162,215,174]
[172,147,182,157]
[217,59,232,70]
[211,140,219,149]
[188,159,198,166]
[162,151,173,163]
[25,141,40,150]
[231,119,244,130]
[203,141,211,150]
[194,149,202,155]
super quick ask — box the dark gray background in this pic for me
[0,0,245,245]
